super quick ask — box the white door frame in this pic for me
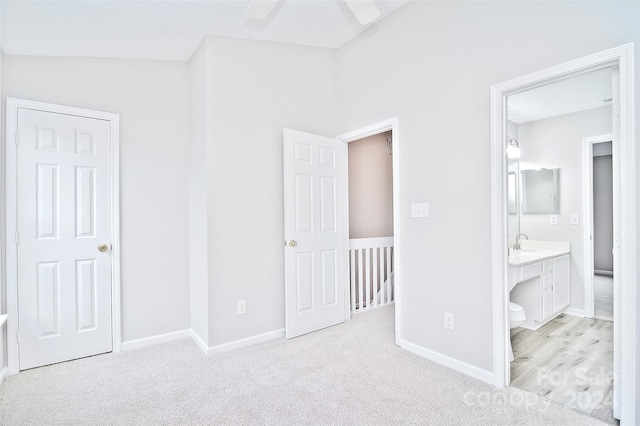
[5,97,121,375]
[582,133,614,319]
[337,117,401,345]
[490,43,636,422]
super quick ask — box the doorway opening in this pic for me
[505,73,616,421]
[346,131,395,315]
[338,117,401,345]
[584,135,615,323]
[490,43,637,424]
[282,118,400,343]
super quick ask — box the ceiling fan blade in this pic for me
[344,0,381,25]
[245,0,281,20]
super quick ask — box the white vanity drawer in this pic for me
[518,262,542,282]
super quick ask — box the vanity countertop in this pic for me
[508,240,570,266]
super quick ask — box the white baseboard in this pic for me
[121,329,191,352]
[189,330,209,355]
[204,328,285,356]
[399,339,494,385]
[120,327,285,356]
[0,366,7,387]
[563,307,585,317]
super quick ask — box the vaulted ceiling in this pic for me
[1,1,613,122]
[0,0,410,61]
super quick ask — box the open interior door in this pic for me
[283,128,347,338]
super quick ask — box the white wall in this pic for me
[203,36,337,346]
[519,106,612,311]
[348,131,394,239]
[335,1,639,372]
[2,56,191,342]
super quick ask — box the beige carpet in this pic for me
[0,306,606,425]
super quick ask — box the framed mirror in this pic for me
[521,168,558,213]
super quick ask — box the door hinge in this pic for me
[15,132,19,145]
[16,331,20,344]
[613,102,620,118]
[15,231,20,245]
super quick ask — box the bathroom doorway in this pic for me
[505,69,617,424]
[490,44,637,424]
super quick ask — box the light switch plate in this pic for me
[549,214,558,225]
[570,214,580,225]
[411,202,429,218]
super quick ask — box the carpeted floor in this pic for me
[0,306,606,425]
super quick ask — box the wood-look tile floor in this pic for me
[594,275,613,321]
[510,314,617,424]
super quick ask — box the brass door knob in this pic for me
[98,244,109,252]
[288,240,298,247]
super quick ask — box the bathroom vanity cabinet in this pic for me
[509,254,570,330]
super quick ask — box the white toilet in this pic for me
[508,302,526,362]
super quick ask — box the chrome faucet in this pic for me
[513,233,529,250]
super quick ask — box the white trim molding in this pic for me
[5,98,121,375]
[189,330,209,355]
[203,329,284,356]
[114,327,285,357]
[122,329,191,352]
[490,43,636,424]
[562,307,586,318]
[400,339,494,385]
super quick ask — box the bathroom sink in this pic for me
[508,241,570,266]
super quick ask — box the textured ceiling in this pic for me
[0,0,410,61]
[508,67,613,124]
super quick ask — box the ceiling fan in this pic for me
[246,0,381,25]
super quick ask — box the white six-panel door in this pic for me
[283,128,347,339]
[17,108,113,370]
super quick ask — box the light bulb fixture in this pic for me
[507,137,521,159]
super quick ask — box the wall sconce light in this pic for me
[507,137,521,159]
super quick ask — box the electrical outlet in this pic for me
[444,312,454,330]
[237,299,247,315]
[549,214,558,225]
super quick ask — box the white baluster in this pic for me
[365,248,371,309]
[358,249,364,312]
[350,249,356,313]
[372,248,378,307]
[386,246,393,301]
